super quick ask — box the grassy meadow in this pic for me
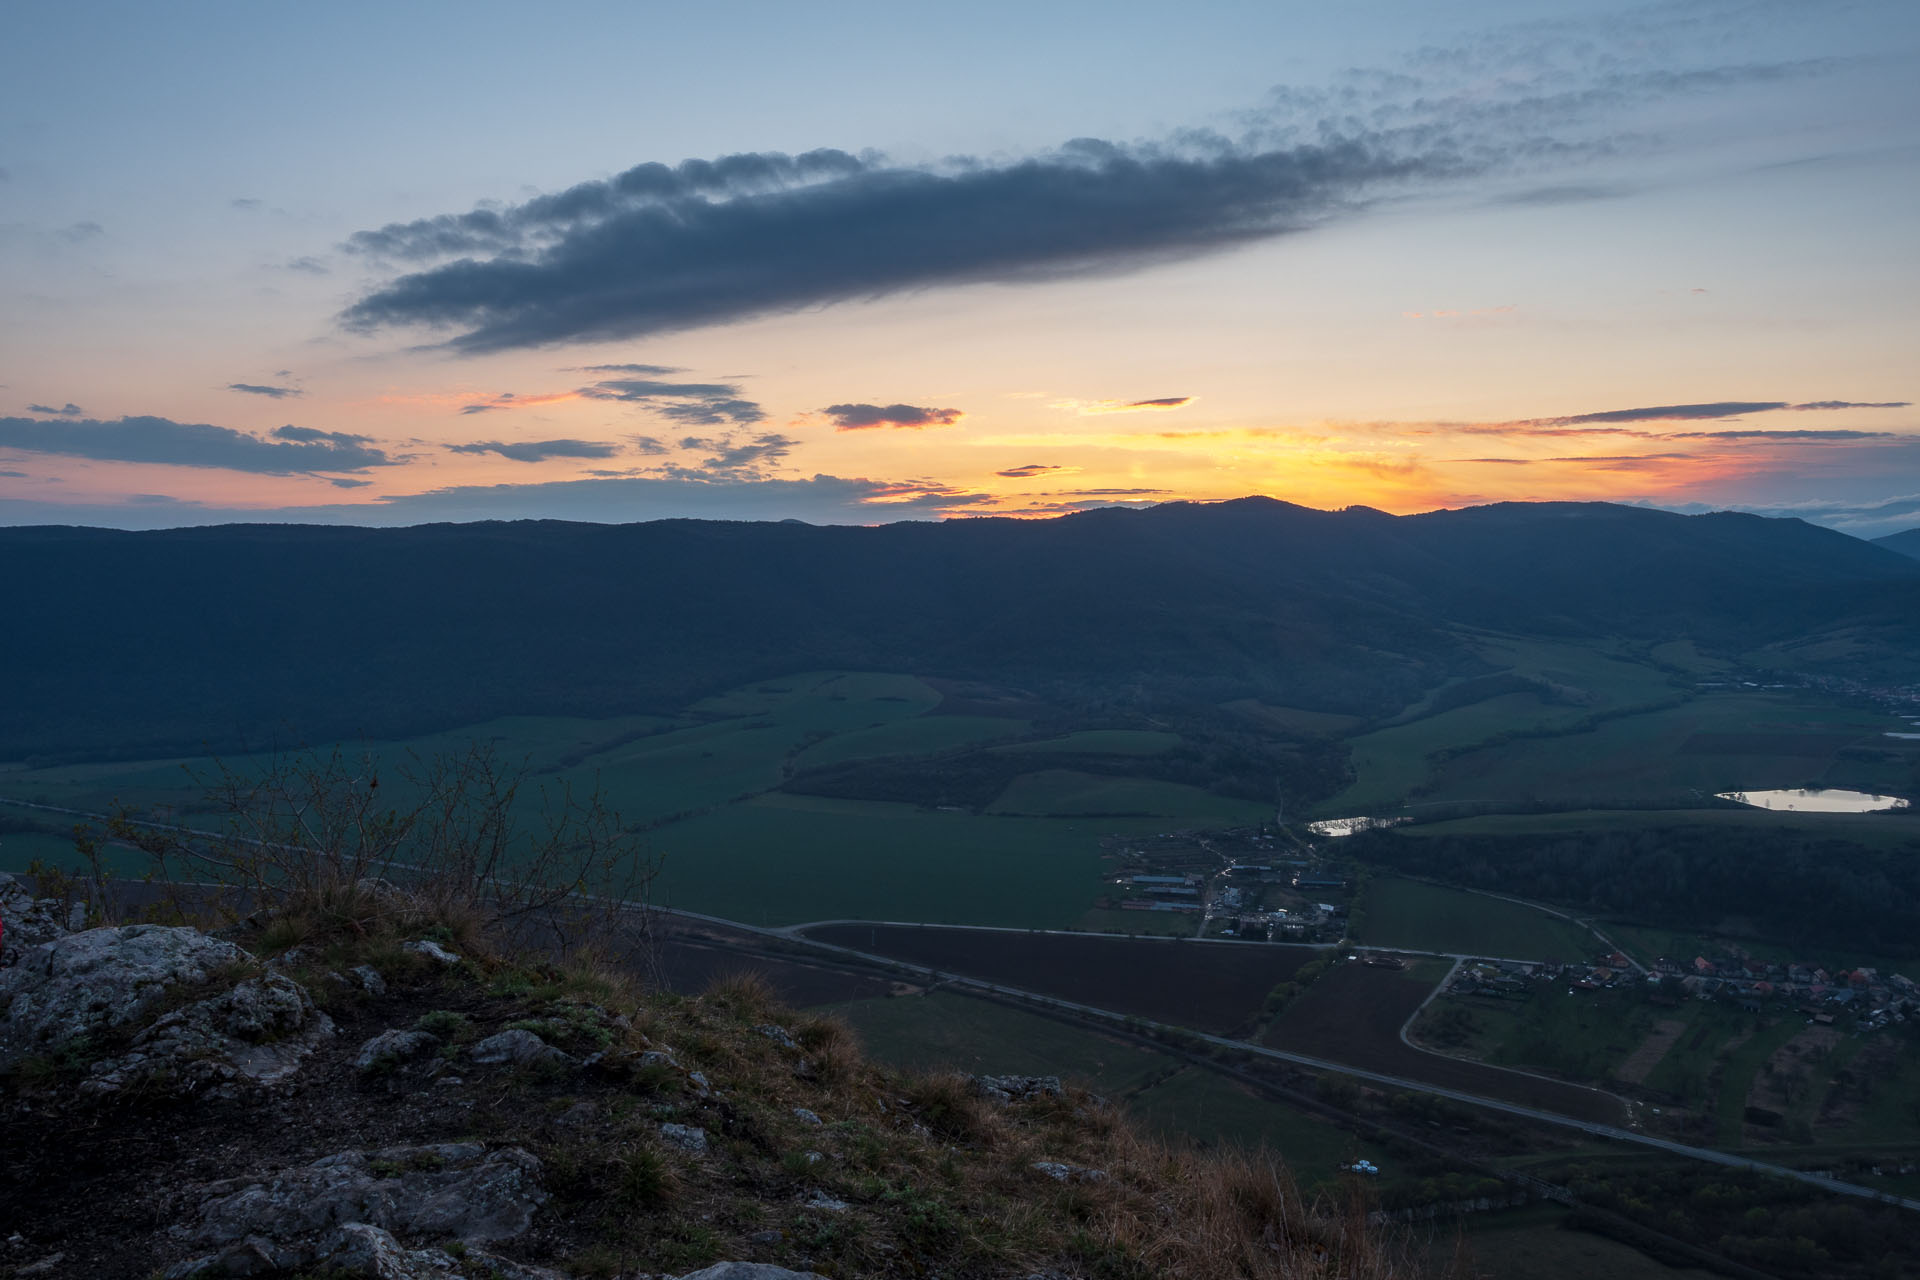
[1358,877,1601,960]
[0,670,1269,930]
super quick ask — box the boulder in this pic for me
[0,924,252,1069]
[178,1143,547,1261]
[470,1029,572,1067]
[354,1028,442,1073]
[82,969,335,1096]
[973,1074,1064,1104]
[402,939,461,966]
[659,1122,708,1154]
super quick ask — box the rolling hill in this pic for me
[6,498,1918,759]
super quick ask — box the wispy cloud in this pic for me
[26,402,83,417]
[1052,396,1193,416]
[996,463,1076,478]
[227,382,302,399]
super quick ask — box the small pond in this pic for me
[1715,788,1910,813]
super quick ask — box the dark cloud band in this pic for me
[823,403,964,430]
[447,439,622,462]
[0,416,392,474]
[339,138,1436,351]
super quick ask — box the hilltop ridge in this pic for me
[6,498,1917,759]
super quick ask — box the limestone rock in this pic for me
[659,1122,708,1154]
[1031,1159,1108,1184]
[354,1028,441,1073]
[0,873,74,966]
[755,1023,799,1050]
[402,939,461,966]
[677,1265,829,1280]
[973,1074,1064,1104]
[0,924,251,1069]
[179,1143,547,1254]
[470,1028,572,1067]
[82,968,335,1096]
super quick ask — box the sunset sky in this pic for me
[3,0,1917,533]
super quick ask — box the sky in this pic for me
[3,0,1918,535]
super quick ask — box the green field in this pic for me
[987,769,1269,821]
[1424,692,1901,810]
[1127,1066,1392,1185]
[650,792,1145,927]
[990,730,1181,756]
[827,990,1172,1093]
[0,671,1286,929]
[791,714,1028,770]
[1441,1210,1720,1280]
[1319,636,1686,815]
[828,990,1382,1185]
[1312,630,1913,817]
[1399,807,1920,848]
[1359,878,1600,960]
[1417,985,1665,1084]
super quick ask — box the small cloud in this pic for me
[996,463,1073,478]
[1789,400,1909,411]
[1051,396,1193,415]
[823,403,964,430]
[578,376,765,425]
[231,197,262,211]
[628,435,671,455]
[328,477,373,488]
[446,438,623,463]
[273,424,375,445]
[576,363,683,376]
[1669,429,1896,440]
[0,469,27,478]
[1690,287,1710,294]
[27,402,83,417]
[227,382,302,399]
[284,256,330,275]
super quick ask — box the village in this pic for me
[1440,948,1920,1034]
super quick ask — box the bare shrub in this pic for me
[94,742,660,965]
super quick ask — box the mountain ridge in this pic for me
[7,498,1916,759]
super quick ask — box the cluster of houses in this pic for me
[1444,949,1918,1031]
[1652,955,1917,1028]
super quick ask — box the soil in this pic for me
[803,924,1316,1036]
[1265,964,1629,1127]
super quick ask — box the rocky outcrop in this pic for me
[470,1028,571,1067]
[167,1142,548,1276]
[83,970,334,1097]
[0,924,251,1068]
[972,1074,1064,1104]
[0,872,82,967]
[354,1028,441,1073]
[0,921,332,1096]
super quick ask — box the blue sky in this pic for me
[3,0,1918,532]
